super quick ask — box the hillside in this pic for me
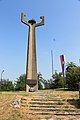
[0,90,80,120]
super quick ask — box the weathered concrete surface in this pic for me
[21,13,44,92]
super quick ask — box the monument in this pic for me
[21,13,44,92]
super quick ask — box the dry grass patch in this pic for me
[0,91,39,120]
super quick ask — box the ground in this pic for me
[0,90,80,120]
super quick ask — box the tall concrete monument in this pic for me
[21,13,44,92]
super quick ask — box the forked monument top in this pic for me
[21,13,44,27]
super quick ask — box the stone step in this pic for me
[29,95,61,99]
[28,101,65,105]
[28,111,80,116]
[22,103,75,109]
[28,112,52,115]
[29,108,80,112]
[29,105,75,108]
[30,98,66,102]
[24,95,62,98]
[22,100,68,106]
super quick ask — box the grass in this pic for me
[0,90,79,120]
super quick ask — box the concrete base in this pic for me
[26,84,38,92]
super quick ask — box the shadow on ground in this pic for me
[67,99,80,109]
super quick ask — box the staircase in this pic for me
[21,90,80,120]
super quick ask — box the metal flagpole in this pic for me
[51,50,53,77]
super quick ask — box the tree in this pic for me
[66,62,76,71]
[52,71,64,88]
[66,62,80,90]
[38,72,45,90]
[0,79,14,91]
[15,74,26,91]
[42,79,50,89]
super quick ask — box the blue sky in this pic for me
[0,0,80,81]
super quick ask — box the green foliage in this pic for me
[0,79,14,91]
[66,62,80,90]
[66,62,76,71]
[43,79,54,89]
[38,72,45,90]
[15,74,26,91]
[37,73,55,90]
[52,72,65,88]
[51,62,80,91]
[43,72,65,90]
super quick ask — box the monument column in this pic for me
[21,13,44,92]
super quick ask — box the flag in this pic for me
[60,55,65,77]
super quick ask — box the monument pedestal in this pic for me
[26,79,38,92]
[26,84,38,92]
